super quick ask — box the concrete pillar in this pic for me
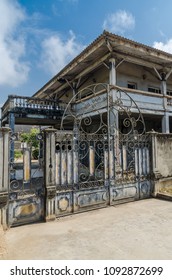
[161,78,169,133]
[0,128,10,192]
[109,57,118,136]
[162,113,169,133]
[108,58,120,180]
[44,128,57,221]
[109,58,116,86]
[0,127,10,228]
[150,132,160,178]
[161,79,167,108]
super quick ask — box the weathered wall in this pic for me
[151,133,172,195]
[155,134,172,177]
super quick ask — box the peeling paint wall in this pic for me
[156,135,172,177]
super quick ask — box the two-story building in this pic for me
[1,31,172,227]
[32,30,172,134]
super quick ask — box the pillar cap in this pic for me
[0,127,11,132]
[43,127,57,133]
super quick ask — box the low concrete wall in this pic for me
[156,135,172,177]
[151,133,172,195]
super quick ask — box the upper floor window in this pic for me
[148,87,161,94]
[127,82,137,89]
[167,90,172,96]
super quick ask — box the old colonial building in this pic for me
[32,30,172,133]
[1,31,172,227]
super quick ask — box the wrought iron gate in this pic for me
[8,130,44,226]
[44,84,152,219]
[0,84,152,227]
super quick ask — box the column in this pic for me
[109,58,116,86]
[108,58,120,181]
[161,77,169,133]
[0,127,10,228]
[162,113,169,133]
[44,128,57,221]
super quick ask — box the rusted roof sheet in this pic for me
[33,31,172,99]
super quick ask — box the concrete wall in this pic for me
[151,133,172,195]
[155,134,172,177]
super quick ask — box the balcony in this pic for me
[1,95,68,127]
[74,84,172,117]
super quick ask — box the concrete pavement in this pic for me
[1,198,172,260]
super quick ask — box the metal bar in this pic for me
[138,148,142,175]
[55,150,61,185]
[146,147,150,174]
[89,146,95,177]
[104,149,108,180]
[67,148,73,185]
[61,150,67,185]
[122,145,127,171]
[142,147,146,175]
[73,127,79,185]
[135,148,139,176]
[73,148,79,184]
[23,146,31,183]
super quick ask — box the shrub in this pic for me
[14,150,22,159]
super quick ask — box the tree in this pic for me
[20,127,40,159]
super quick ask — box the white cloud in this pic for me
[153,39,172,53]
[40,31,85,75]
[103,10,135,35]
[0,0,30,87]
[59,0,78,2]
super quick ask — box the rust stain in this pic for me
[18,203,36,217]
[59,198,69,211]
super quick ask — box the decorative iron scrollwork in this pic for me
[58,83,149,190]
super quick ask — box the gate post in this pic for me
[44,128,57,222]
[0,128,10,229]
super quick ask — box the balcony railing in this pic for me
[1,95,70,121]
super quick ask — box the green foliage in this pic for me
[32,148,39,160]
[14,150,23,159]
[20,128,40,160]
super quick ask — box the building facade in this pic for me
[1,31,172,227]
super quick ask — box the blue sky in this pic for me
[1,0,172,105]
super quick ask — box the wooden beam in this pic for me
[46,52,111,97]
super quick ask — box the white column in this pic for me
[161,78,169,133]
[108,58,121,179]
[109,58,116,86]
[162,113,169,133]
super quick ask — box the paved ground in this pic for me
[1,198,172,260]
[0,226,7,259]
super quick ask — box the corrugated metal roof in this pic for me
[33,30,172,98]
